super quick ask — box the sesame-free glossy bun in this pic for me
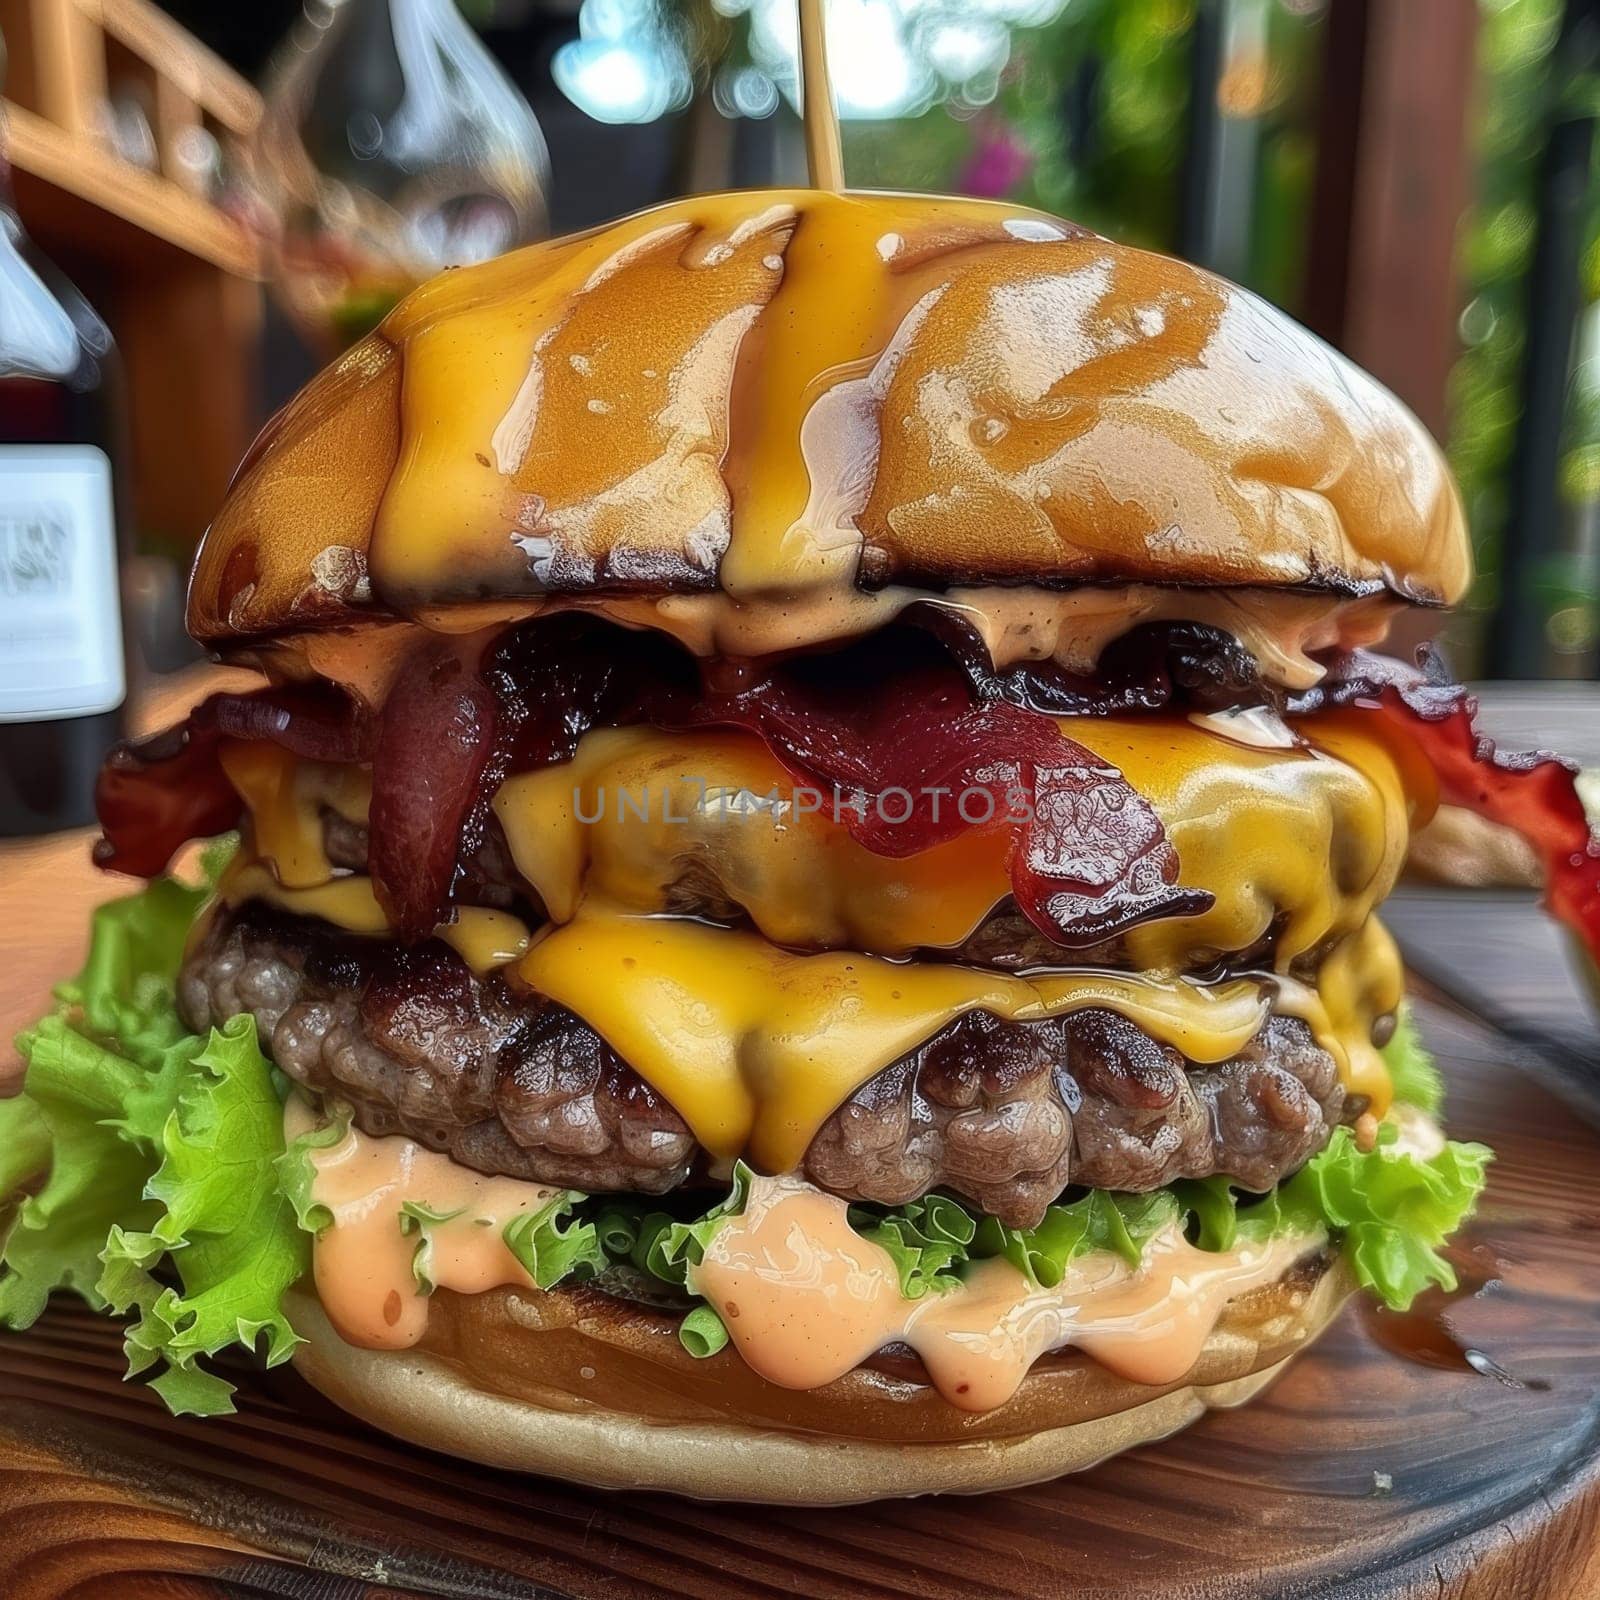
[189,190,1467,647]
[285,1251,1350,1503]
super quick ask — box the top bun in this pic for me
[188,189,1469,645]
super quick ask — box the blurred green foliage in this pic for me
[846,2,1320,295]
[837,0,1600,673]
[846,0,1195,248]
[1003,0,1194,250]
[1449,0,1600,667]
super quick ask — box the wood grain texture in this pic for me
[1,682,1598,1598]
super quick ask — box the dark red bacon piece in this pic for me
[689,634,1214,947]
[362,618,698,935]
[368,637,500,937]
[94,721,241,878]
[483,613,696,772]
[92,617,1214,949]
[94,686,371,878]
[1295,649,1600,964]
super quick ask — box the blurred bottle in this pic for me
[253,0,550,356]
[0,119,127,835]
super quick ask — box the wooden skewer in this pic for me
[798,0,845,191]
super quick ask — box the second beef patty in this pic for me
[180,904,1355,1228]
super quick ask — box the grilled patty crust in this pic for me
[181,904,1357,1227]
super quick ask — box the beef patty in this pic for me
[180,904,1354,1228]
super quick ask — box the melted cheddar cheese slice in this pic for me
[217,860,531,974]
[493,727,1012,950]
[513,909,1278,1170]
[491,711,1420,972]
[218,742,371,890]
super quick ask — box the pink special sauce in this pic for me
[287,1100,1320,1405]
[285,1095,558,1349]
[688,1174,1321,1411]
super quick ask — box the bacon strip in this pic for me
[368,638,499,937]
[94,721,241,878]
[1296,649,1600,964]
[691,642,1214,947]
[94,688,371,878]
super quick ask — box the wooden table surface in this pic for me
[1,678,1598,1600]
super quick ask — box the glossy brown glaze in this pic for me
[187,189,1469,647]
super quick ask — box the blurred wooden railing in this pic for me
[1,0,261,270]
[0,0,265,558]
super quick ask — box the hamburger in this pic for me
[4,189,1598,1503]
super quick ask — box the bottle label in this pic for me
[0,443,123,721]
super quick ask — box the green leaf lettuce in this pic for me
[3,855,306,1415]
[1382,1004,1445,1116]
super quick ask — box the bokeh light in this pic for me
[553,0,1073,125]
[552,0,695,124]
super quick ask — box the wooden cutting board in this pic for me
[2,806,1598,1597]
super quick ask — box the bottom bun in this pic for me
[287,1247,1352,1503]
